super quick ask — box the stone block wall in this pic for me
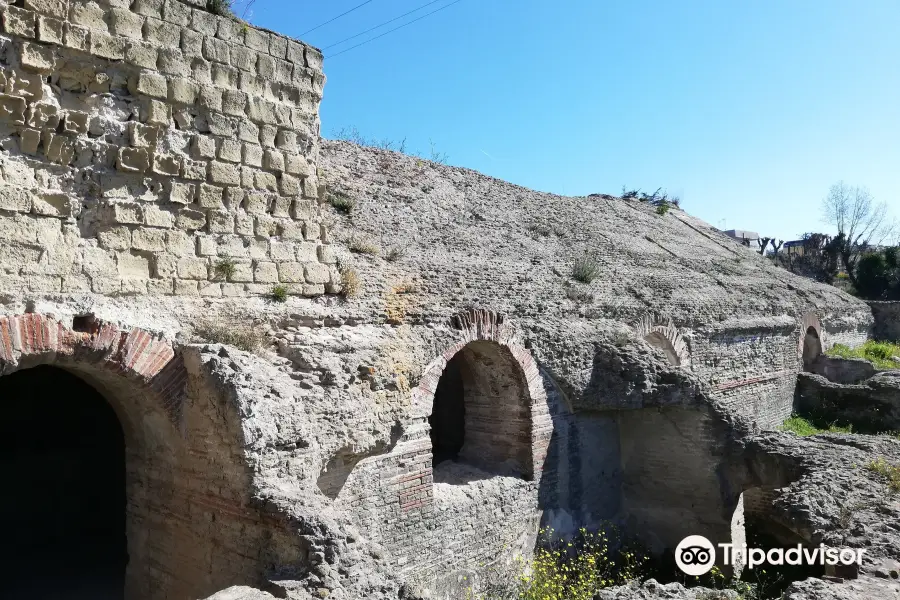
[870,301,900,342]
[0,0,335,299]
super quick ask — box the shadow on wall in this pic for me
[317,422,404,499]
[535,339,747,563]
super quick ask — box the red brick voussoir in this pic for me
[0,313,188,428]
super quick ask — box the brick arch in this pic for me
[0,313,187,431]
[635,314,691,367]
[410,308,551,480]
[0,313,188,598]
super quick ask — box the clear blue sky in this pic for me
[243,0,900,243]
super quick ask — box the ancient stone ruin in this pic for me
[0,2,898,600]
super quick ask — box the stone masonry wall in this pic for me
[0,0,335,299]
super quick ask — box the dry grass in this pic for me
[566,286,594,303]
[340,266,361,297]
[194,319,266,354]
[349,236,380,256]
[868,458,900,493]
[385,246,406,262]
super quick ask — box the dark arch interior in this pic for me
[0,366,126,600]
[429,353,466,465]
[802,326,822,370]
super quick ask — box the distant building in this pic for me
[724,229,760,248]
[784,239,806,256]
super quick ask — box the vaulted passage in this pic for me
[0,366,126,600]
[428,341,533,479]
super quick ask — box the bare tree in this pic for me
[757,237,771,255]
[769,238,784,259]
[822,181,896,285]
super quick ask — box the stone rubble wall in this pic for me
[870,301,900,342]
[794,370,900,433]
[0,0,337,299]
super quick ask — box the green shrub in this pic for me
[827,341,900,369]
[214,258,237,281]
[270,285,288,303]
[465,526,646,600]
[329,192,355,214]
[571,254,601,284]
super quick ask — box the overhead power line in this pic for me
[299,0,377,37]
[323,0,445,50]
[328,0,465,59]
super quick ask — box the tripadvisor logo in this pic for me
[675,535,865,576]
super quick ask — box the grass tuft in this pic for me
[566,287,594,303]
[329,191,355,215]
[571,254,601,284]
[527,223,553,238]
[214,258,237,281]
[340,265,361,297]
[827,341,900,370]
[270,285,288,303]
[194,320,265,354]
[780,414,853,436]
[385,246,406,262]
[867,458,900,493]
[349,236,380,256]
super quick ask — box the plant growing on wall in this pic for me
[270,285,288,303]
[571,254,601,283]
[214,258,237,281]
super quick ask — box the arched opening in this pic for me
[428,341,533,480]
[644,331,681,366]
[802,326,822,370]
[729,487,825,593]
[0,365,127,599]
